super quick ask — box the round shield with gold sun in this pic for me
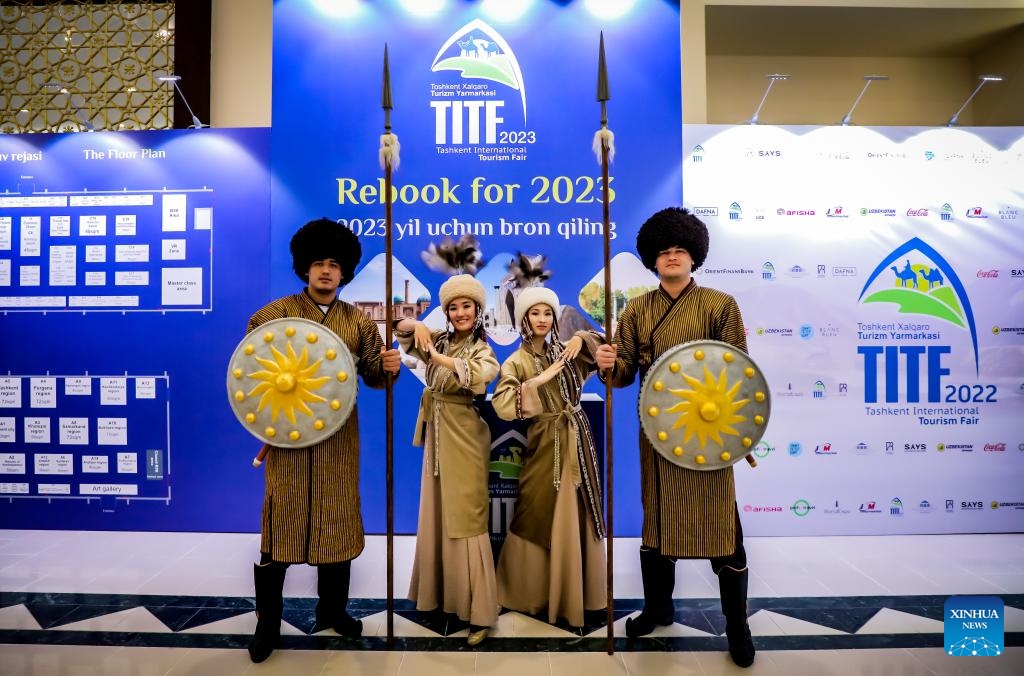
[226,318,357,448]
[639,340,771,471]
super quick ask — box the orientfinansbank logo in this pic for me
[856,238,980,405]
[944,596,1003,656]
[430,19,528,149]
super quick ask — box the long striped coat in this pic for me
[247,291,389,564]
[608,281,747,558]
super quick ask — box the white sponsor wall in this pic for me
[684,125,1024,535]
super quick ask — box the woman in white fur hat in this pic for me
[394,266,500,646]
[491,272,607,629]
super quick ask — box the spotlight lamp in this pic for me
[840,75,889,126]
[748,74,790,125]
[947,75,1003,127]
[158,74,205,128]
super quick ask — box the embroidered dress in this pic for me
[247,291,389,564]
[492,331,606,626]
[398,329,500,627]
[607,281,747,558]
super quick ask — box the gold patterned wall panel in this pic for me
[0,1,175,133]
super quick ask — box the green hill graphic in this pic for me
[433,55,517,89]
[862,286,965,327]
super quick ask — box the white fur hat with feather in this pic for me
[514,286,560,330]
[421,234,487,310]
[506,252,559,330]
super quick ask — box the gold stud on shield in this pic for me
[639,340,771,470]
[226,317,357,449]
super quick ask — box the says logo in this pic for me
[430,20,526,145]
[857,238,979,403]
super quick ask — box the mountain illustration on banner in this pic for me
[858,237,979,373]
[431,19,527,119]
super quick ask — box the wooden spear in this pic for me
[380,44,398,645]
[594,32,616,655]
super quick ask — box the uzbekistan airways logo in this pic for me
[431,19,527,121]
[858,237,979,374]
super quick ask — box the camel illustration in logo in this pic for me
[890,260,918,288]
[457,36,501,59]
[918,266,944,289]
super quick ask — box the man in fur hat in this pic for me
[594,207,756,668]
[246,218,401,663]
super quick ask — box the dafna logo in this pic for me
[856,238,979,403]
[430,19,526,145]
[944,596,1003,656]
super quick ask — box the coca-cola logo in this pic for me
[984,443,1006,452]
[977,269,999,278]
[906,208,929,216]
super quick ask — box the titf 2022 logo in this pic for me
[857,238,982,404]
[944,596,1003,656]
[430,19,527,145]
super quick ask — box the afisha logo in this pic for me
[430,19,526,144]
[857,238,979,404]
[944,596,1003,656]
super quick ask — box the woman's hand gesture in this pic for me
[561,335,583,362]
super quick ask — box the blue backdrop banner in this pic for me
[0,128,272,531]
[270,0,684,537]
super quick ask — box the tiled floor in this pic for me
[1,530,1022,674]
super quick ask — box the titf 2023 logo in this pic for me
[430,19,527,145]
[857,238,980,403]
[944,596,1003,656]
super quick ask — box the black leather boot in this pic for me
[718,567,755,667]
[625,548,676,637]
[248,561,286,663]
[315,561,362,637]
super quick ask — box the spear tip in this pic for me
[382,44,393,111]
[597,32,610,103]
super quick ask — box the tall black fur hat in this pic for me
[635,207,709,272]
[289,218,362,285]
